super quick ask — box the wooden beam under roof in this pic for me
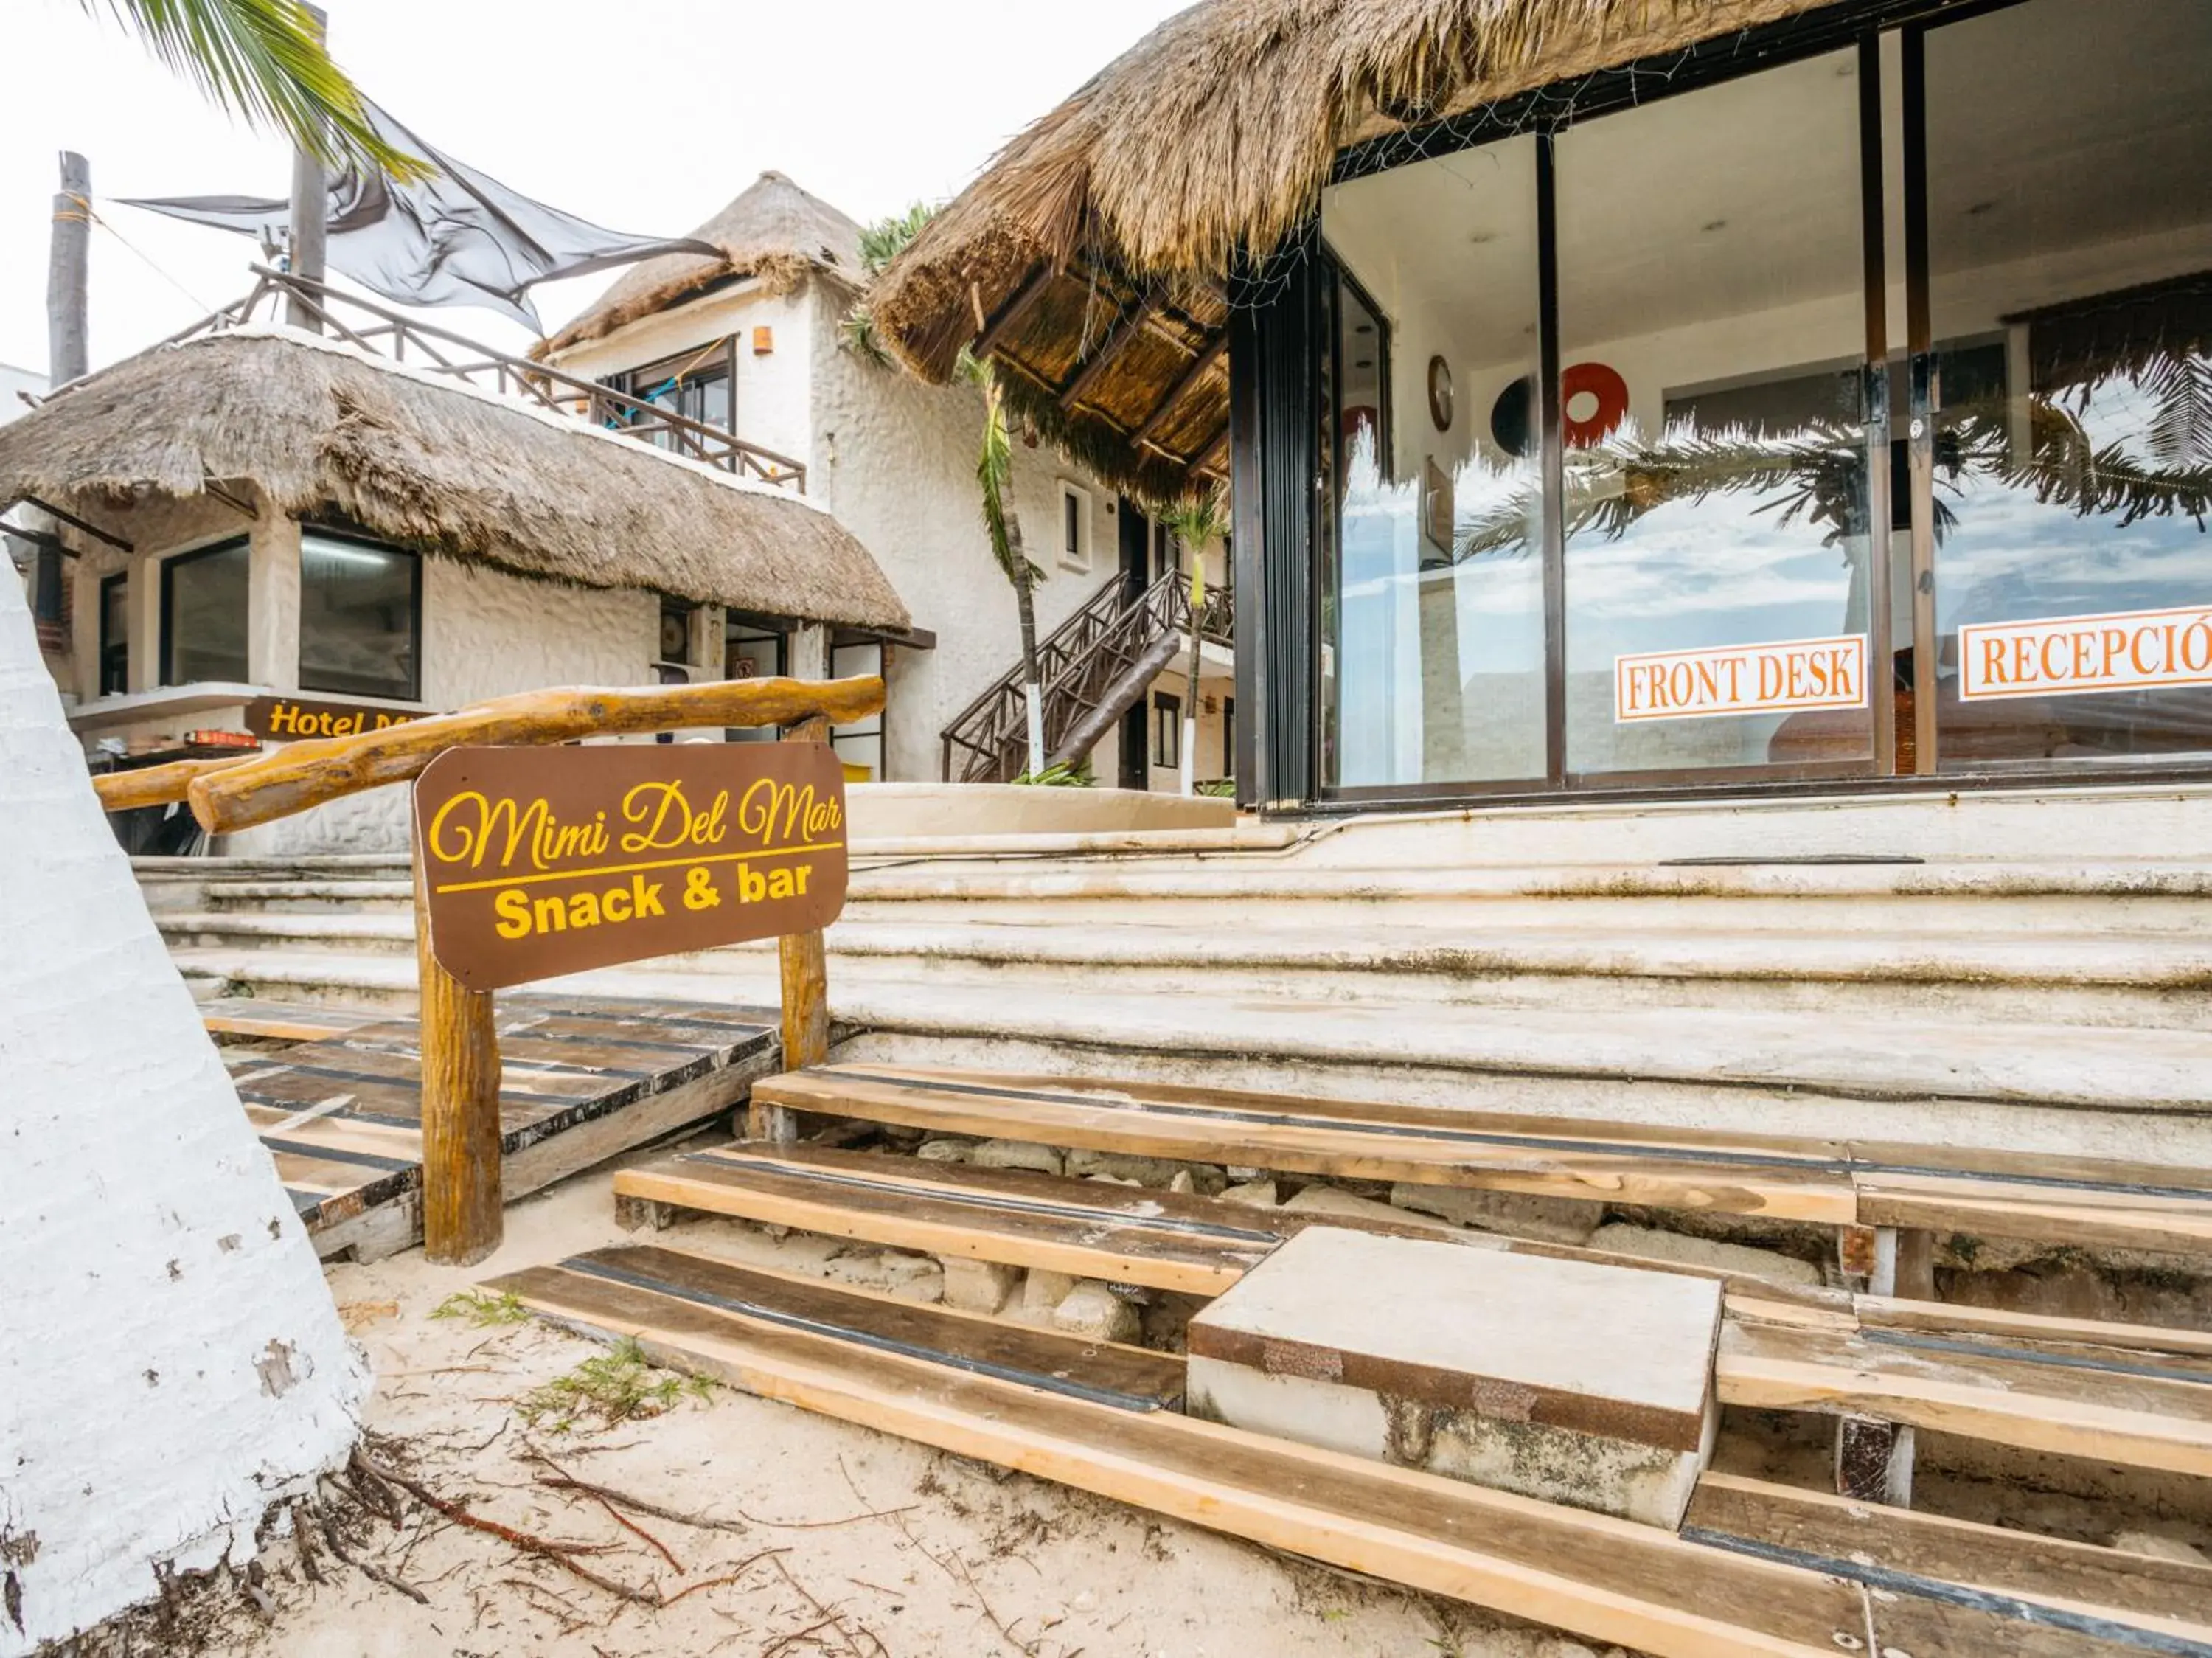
[1058,298,1154,412]
[973,265,1057,361]
[1135,334,1228,447]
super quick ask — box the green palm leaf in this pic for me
[83,0,425,179]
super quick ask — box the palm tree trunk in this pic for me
[1180,552,1203,795]
[1010,518,1045,776]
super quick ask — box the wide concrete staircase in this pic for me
[152,783,2212,1174]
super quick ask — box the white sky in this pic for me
[0,0,1188,375]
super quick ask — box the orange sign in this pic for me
[1615,635,1867,723]
[1959,604,2212,701]
[412,743,848,992]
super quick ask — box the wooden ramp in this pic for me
[488,1243,2212,1658]
[218,994,776,1260]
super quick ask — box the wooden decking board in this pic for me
[751,1069,1859,1224]
[1717,1319,2212,1477]
[206,994,775,1255]
[201,999,388,1044]
[754,1065,2212,1252]
[555,1245,1186,1411]
[1687,1472,2212,1633]
[488,1252,2193,1658]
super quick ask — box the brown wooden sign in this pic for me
[412,743,848,992]
[246,694,432,741]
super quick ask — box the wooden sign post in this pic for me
[411,736,852,1260]
[759,716,832,1143]
[414,860,503,1266]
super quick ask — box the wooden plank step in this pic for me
[1687,1471,2212,1634]
[1716,1317,2212,1477]
[201,999,385,1044]
[613,1142,1852,1308]
[485,1248,2202,1658]
[752,1065,2212,1255]
[518,1244,1185,1410]
[750,1066,1862,1225]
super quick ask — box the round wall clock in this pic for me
[1427,354,1454,432]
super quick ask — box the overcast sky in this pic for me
[0,0,1186,376]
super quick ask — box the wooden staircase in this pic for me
[490,1059,2212,1658]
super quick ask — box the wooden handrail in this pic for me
[186,675,885,836]
[93,755,257,814]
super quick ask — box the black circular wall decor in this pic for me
[1427,354,1454,432]
[1489,375,1535,458]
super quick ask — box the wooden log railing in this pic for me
[103,675,885,1265]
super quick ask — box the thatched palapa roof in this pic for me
[539,171,866,358]
[0,326,909,631]
[871,0,1841,502]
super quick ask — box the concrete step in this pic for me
[176,939,2212,1164]
[201,879,414,913]
[156,901,2212,1030]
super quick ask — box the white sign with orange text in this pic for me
[1959,604,2212,701]
[1615,634,1868,724]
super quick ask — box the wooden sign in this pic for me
[1615,634,1866,724]
[245,694,431,741]
[412,743,848,992]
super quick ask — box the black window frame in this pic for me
[1153,691,1182,769]
[1242,0,2115,816]
[98,571,129,696]
[297,527,424,704]
[159,537,252,688]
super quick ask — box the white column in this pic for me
[248,515,302,692]
[126,552,159,693]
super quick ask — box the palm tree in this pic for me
[847,204,1051,778]
[1159,489,1229,794]
[79,0,418,177]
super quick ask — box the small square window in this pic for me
[1058,482,1092,574]
[1153,692,1181,769]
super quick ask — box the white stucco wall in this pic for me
[545,282,818,483]
[0,572,366,1654]
[807,282,1108,781]
[231,561,661,857]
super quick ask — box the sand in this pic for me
[182,1164,1630,1658]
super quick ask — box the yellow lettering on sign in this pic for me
[489,875,668,939]
[619,781,731,853]
[426,791,612,873]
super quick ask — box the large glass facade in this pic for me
[1557,50,1874,777]
[1293,0,2212,803]
[1925,0,2212,766]
[1321,134,1547,790]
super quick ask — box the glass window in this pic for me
[161,541,249,685]
[1321,133,1548,790]
[99,573,128,696]
[1925,0,2212,766]
[724,617,786,743]
[1557,50,1875,777]
[627,353,731,444]
[1153,692,1181,768]
[299,535,420,701]
[1060,483,1093,573]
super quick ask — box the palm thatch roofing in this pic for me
[0,326,909,630]
[539,171,866,358]
[871,0,1841,503]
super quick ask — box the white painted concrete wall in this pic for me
[229,561,661,857]
[807,281,1103,782]
[0,572,365,1655]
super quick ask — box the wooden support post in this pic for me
[285,4,330,333]
[414,859,504,1264]
[48,152,90,386]
[1894,1227,1938,1302]
[753,708,831,1144]
[1835,1224,1915,1505]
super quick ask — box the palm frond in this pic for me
[859,203,938,277]
[838,304,894,367]
[85,0,424,180]
[975,363,1043,587]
